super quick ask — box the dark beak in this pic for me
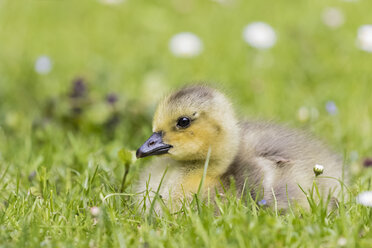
[136,132,172,158]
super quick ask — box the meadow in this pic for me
[0,0,372,247]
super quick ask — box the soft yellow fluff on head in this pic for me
[152,85,239,173]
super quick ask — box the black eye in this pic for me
[177,117,191,128]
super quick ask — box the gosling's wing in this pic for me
[237,121,346,208]
[239,121,340,165]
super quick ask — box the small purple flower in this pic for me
[258,199,267,206]
[70,78,86,98]
[363,158,372,168]
[106,93,118,105]
[325,101,338,115]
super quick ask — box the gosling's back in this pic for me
[222,121,345,208]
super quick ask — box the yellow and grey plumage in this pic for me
[135,85,347,212]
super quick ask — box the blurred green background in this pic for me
[1,0,372,179]
[1,0,372,246]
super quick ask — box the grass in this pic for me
[1,0,372,247]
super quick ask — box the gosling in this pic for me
[135,85,346,212]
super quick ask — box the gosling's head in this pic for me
[136,85,239,166]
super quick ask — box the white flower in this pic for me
[322,7,344,29]
[98,0,124,5]
[357,25,372,53]
[356,191,372,207]
[169,32,203,58]
[34,55,52,74]
[313,164,324,176]
[242,22,277,49]
[90,206,100,216]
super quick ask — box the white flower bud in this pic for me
[313,164,324,176]
[90,206,100,217]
